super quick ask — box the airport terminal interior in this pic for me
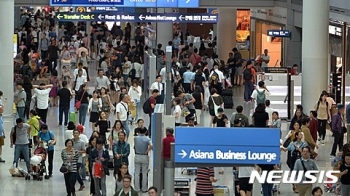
[1,0,350,196]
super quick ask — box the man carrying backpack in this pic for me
[251,81,270,109]
[243,61,256,103]
[209,64,224,94]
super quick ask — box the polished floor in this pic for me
[0,63,346,196]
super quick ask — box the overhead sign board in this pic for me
[55,12,218,23]
[267,30,291,38]
[74,6,135,13]
[174,127,281,165]
[50,0,199,8]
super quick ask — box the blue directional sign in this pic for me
[74,7,135,13]
[267,30,291,38]
[174,127,281,165]
[50,0,199,8]
[55,12,218,23]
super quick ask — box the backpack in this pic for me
[209,71,219,85]
[21,64,33,79]
[135,26,141,35]
[243,68,252,80]
[143,98,151,114]
[256,90,266,104]
[128,63,136,78]
[33,117,45,132]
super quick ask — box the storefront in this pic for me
[250,8,287,67]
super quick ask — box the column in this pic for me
[156,8,173,50]
[301,0,329,113]
[217,8,236,59]
[0,0,15,116]
[285,6,302,68]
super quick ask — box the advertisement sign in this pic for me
[13,34,18,58]
[55,12,218,23]
[50,0,199,8]
[174,127,281,165]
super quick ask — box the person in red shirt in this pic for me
[162,128,175,160]
[290,64,299,75]
[309,110,319,143]
[148,89,159,138]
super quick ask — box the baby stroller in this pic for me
[324,179,341,195]
[28,143,49,180]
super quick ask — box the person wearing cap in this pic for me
[38,124,56,177]
[330,104,347,157]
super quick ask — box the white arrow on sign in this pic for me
[178,150,187,158]
[186,0,190,3]
[179,15,183,21]
[139,14,145,21]
[57,14,63,20]
[98,14,102,20]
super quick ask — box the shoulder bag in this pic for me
[210,96,220,117]
[75,91,86,109]
[60,151,74,173]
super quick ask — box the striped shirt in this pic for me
[61,149,79,172]
[195,167,214,194]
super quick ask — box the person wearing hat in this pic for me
[330,104,347,158]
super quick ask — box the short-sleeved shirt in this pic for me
[213,114,228,127]
[182,94,195,110]
[149,96,156,115]
[234,52,242,67]
[72,138,85,163]
[57,88,71,107]
[134,135,152,155]
[116,101,129,121]
[252,111,269,127]
[95,76,111,90]
[38,131,55,151]
[13,123,30,145]
[195,167,215,194]
[16,89,26,107]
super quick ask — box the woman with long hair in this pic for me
[75,84,89,126]
[115,163,131,193]
[88,90,102,129]
[192,85,204,124]
[314,93,331,145]
[49,70,59,107]
[108,120,126,150]
[86,136,98,196]
[100,87,113,120]
[207,88,223,120]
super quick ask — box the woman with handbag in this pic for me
[100,87,113,120]
[89,138,110,196]
[61,139,79,196]
[284,122,301,171]
[75,84,90,126]
[207,88,223,121]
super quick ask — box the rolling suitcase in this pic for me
[213,185,230,196]
[221,88,234,109]
[69,111,77,124]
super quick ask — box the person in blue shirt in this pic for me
[38,124,56,177]
[182,66,194,93]
[0,105,5,162]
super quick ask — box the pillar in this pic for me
[0,0,15,117]
[217,8,236,59]
[285,6,302,69]
[301,0,329,113]
[156,8,173,50]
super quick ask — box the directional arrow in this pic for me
[179,15,183,21]
[57,14,63,20]
[186,0,190,3]
[178,150,187,158]
[139,14,144,21]
[98,14,103,20]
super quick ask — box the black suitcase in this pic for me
[221,88,233,97]
[223,96,234,109]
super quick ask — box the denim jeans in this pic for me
[64,172,77,195]
[94,175,107,196]
[17,107,25,123]
[261,181,274,196]
[79,103,88,125]
[59,105,70,126]
[244,80,254,101]
[122,74,129,87]
[13,144,30,172]
[80,156,86,179]
[76,163,84,186]
[134,154,149,192]
[122,121,130,139]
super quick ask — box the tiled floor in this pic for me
[0,63,346,196]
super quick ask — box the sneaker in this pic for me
[318,138,321,141]
[330,155,335,159]
[0,158,5,162]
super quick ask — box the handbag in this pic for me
[75,91,86,109]
[60,152,73,173]
[93,162,103,178]
[342,127,347,134]
[211,96,220,117]
[283,137,291,148]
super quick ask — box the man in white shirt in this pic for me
[133,61,143,80]
[95,69,111,92]
[116,94,131,139]
[265,100,274,126]
[209,64,225,94]
[73,69,88,92]
[259,49,270,68]
[251,81,271,109]
[32,83,53,123]
[73,63,87,78]
[150,76,163,103]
